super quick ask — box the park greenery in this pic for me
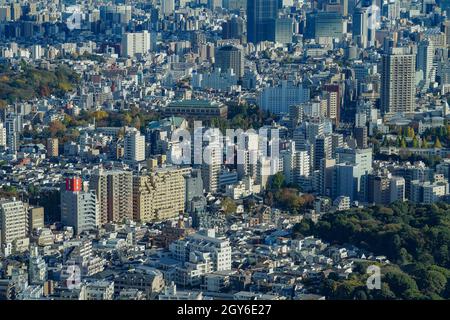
[293,202,450,299]
[381,124,450,149]
[0,61,80,106]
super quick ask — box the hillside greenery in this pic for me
[0,62,79,106]
[293,202,450,299]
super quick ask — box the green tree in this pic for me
[271,172,285,190]
[222,197,237,214]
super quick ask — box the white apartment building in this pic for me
[121,31,152,57]
[124,128,145,163]
[258,80,310,115]
[170,232,232,274]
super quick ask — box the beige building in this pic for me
[29,206,44,231]
[0,199,29,254]
[133,167,191,222]
[46,138,59,157]
[90,169,133,225]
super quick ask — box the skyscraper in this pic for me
[221,16,244,40]
[416,40,435,89]
[305,11,344,41]
[246,0,278,44]
[352,7,368,48]
[381,47,416,114]
[214,45,244,77]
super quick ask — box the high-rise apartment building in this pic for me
[258,80,310,115]
[124,128,146,163]
[133,167,191,222]
[90,169,133,225]
[324,84,340,124]
[61,177,99,235]
[381,47,416,114]
[121,31,152,57]
[47,138,59,157]
[0,199,28,252]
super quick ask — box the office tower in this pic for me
[28,207,44,231]
[335,147,373,201]
[121,31,152,57]
[258,80,310,115]
[0,199,28,251]
[334,163,363,202]
[324,84,340,124]
[124,128,146,163]
[133,167,191,222]
[0,122,6,147]
[354,126,368,149]
[319,158,336,196]
[314,135,332,170]
[416,40,435,88]
[221,16,244,40]
[161,0,175,16]
[61,177,99,235]
[274,18,293,44]
[352,7,368,48]
[47,138,59,157]
[247,0,278,44]
[90,169,133,225]
[305,11,344,41]
[214,45,244,77]
[336,147,372,173]
[381,47,416,114]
